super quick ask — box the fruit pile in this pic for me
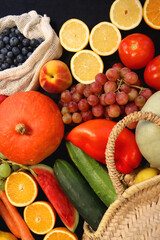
[59,63,152,128]
[0,27,43,70]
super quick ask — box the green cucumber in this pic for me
[66,141,117,207]
[53,159,107,231]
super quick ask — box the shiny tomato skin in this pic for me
[144,55,160,90]
[118,33,155,70]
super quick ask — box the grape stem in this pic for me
[116,78,147,93]
[0,158,37,177]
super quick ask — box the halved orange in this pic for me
[70,49,104,84]
[43,227,78,240]
[5,171,38,207]
[110,0,143,30]
[89,21,121,56]
[24,201,56,235]
[59,19,90,52]
[143,0,160,30]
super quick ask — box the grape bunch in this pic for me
[0,153,19,190]
[58,62,153,129]
[0,26,44,70]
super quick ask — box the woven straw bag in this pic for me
[82,111,160,240]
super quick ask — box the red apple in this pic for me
[39,60,72,94]
[0,95,7,104]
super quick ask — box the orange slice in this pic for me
[24,201,56,235]
[5,171,38,207]
[143,0,160,30]
[89,21,121,56]
[70,49,104,84]
[43,227,78,240]
[110,0,143,30]
[59,19,90,52]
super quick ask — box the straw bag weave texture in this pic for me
[83,111,160,240]
[0,11,63,96]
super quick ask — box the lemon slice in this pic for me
[59,18,90,52]
[70,50,104,84]
[89,21,121,56]
[143,0,160,30]
[110,0,143,30]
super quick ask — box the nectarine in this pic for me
[39,60,72,94]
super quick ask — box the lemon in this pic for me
[59,18,90,52]
[110,0,143,30]
[134,167,160,184]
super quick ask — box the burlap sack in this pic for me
[0,10,63,96]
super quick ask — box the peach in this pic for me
[39,60,72,94]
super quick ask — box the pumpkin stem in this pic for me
[15,123,26,135]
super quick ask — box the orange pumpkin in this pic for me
[0,91,64,165]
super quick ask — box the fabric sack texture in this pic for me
[0,10,63,95]
[82,111,160,240]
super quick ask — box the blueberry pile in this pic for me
[0,27,44,71]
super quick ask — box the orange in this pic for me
[59,19,90,52]
[5,171,38,207]
[43,227,78,240]
[143,0,160,30]
[110,0,143,30]
[24,201,56,235]
[89,21,121,56]
[70,49,104,84]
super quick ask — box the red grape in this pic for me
[99,93,106,106]
[104,91,116,105]
[112,62,124,71]
[128,88,138,101]
[72,112,82,123]
[92,104,104,117]
[107,104,121,118]
[95,73,107,85]
[68,101,78,112]
[61,90,72,103]
[116,92,128,105]
[124,71,138,85]
[72,92,82,103]
[105,68,120,82]
[104,81,117,92]
[61,106,69,115]
[120,83,131,93]
[125,102,138,115]
[140,88,152,100]
[83,85,92,97]
[134,95,146,107]
[82,110,93,121]
[120,67,131,78]
[87,94,99,106]
[78,99,90,111]
[62,113,72,124]
[89,81,102,94]
[75,83,85,94]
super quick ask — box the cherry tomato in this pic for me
[144,55,160,90]
[118,33,155,70]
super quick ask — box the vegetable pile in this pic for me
[0,0,160,240]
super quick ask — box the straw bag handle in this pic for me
[105,111,160,197]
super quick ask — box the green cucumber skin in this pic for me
[66,141,117,207]
[54,159,107,231]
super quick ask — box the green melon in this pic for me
[30,164,79,232]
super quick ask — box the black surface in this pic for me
[0,1,159,239]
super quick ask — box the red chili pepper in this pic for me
[65,119,142,174]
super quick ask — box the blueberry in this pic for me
[22,47,28,55]
[7,51,13,58]
[10,27,16,33]
[12,46,20,55]
[1,62,9,70]
[10,37,19,46]
[0,34,5,40]
[13,58,18,66]
[1,48,7,55]
[30,38,39,48]
[22,38,30,47]
[5,44,12,51]
[38,37,44,44]
[16,54,24,63]
[0,40,4,49]
[3,28,10,36]
[6,57,13,65]
[0,54,5,62]
[3,36,10,44]
[15,28,21,36]
[27,52,32,58]
[9,32,16,38]
[10,65,15,68]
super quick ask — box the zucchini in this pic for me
[53,159,107,231]
[66,141,117,207]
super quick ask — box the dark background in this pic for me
[0,0,159,239]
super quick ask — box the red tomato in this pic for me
[118,33,155,70]
[144,55,160,90]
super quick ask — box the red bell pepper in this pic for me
[65,119,142,174]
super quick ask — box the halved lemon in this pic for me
[143,0,160,30]
[70,49,104,84]
[59,18,90,52]
[89,21,121,56]
[110,0,143,30]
